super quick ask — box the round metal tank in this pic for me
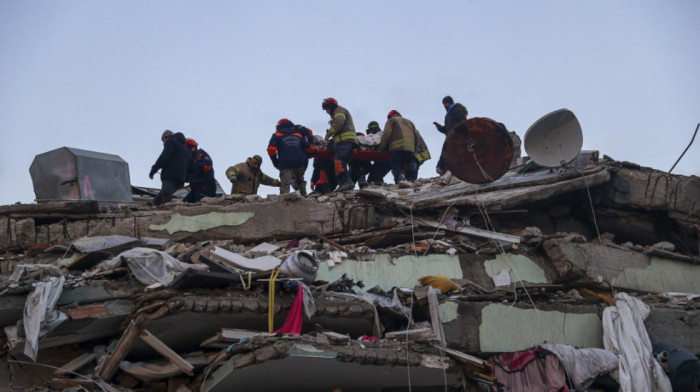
[279,251,319,285]
[443,117,513,184]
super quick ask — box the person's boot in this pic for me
[336,174,355,192]
[358,178,368,189]
[298,181,307,196]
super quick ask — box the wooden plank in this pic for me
[384,328,433,341]
[427,289,447,346]
[97,319,141,381]
[436,346,491,371]
[140,329,194,376]
[53,352,96,375]
[417,218,520,244]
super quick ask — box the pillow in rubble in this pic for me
[418,274,461,294]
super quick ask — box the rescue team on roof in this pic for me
[148,96,466,206]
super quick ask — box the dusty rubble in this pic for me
[1,154,699,391]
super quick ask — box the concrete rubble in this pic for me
[0,154,698,391]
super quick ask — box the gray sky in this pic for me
[1,1,698,206]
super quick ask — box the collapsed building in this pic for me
[1,111,699,391]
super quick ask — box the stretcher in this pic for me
[312,147,391,161]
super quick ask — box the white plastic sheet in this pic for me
[602,292,672,392]
[83,247,204,286]
[540,343,619,391]
[23,276,67,361]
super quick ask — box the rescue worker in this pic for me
[267,118,316,195]
[183,138,216,203]
[149,130,192,206]
[433,96,468,176]
[407,128,431,181]
[378,110,416,184]
[348,131,371,189]
[225,155,280,195]
[322,97,357,192]
[310,157,337,195]
[291,123,314,192]
[365,121,391,185]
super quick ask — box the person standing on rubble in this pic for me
[291,123,314,193]
[433,96,468,178]
[183,138,216,203]
[348,130,372,189]
[267,118,316,195]
[149,130,193,206]
[322,97,357,192]
[378,110,416,184]
[365,121,391,185]
[226,155,280,195]
[407,128,431,181]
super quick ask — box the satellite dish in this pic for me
[524,109,583,167]
[443,117,513,184]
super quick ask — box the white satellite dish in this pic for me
[524,109,583,167]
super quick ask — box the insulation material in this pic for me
[602,292,672,392]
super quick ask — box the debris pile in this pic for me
[1,154,699,391]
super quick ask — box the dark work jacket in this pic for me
[267,126,312,170]
[437,103,468,135]
[150,132,193,184]
[188,148,216,192]
[294,124,314,146]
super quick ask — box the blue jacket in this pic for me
[267,126,313,169]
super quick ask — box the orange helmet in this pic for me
[322,97,338,110]
[185,138,198,149]
[276,118,294,130]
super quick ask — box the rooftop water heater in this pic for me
[29,147,133,204]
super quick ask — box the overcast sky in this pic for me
[1,1,698,206]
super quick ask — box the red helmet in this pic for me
[387,110,400,119]
[185,138,198,149]
[276,118,293,130]
[322,97,338,110]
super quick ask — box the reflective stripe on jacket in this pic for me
[325,105,357,145]
[379,114,416,153]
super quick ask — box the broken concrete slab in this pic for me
[201,336,461,392]
[544,238,700,293]
[71,235,140,253]
[316,254,463,292]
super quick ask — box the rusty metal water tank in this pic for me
[443,117,514,184]
[29,147,132,203]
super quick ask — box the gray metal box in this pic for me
[29,147,132,203]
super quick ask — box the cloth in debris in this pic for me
[23,276,67,361]
[83,247,205,286]
[540,343,619,391]
[418,274,461,294]
[491,347,571,392]
[274,283,304,335]
[602,292,672,392]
